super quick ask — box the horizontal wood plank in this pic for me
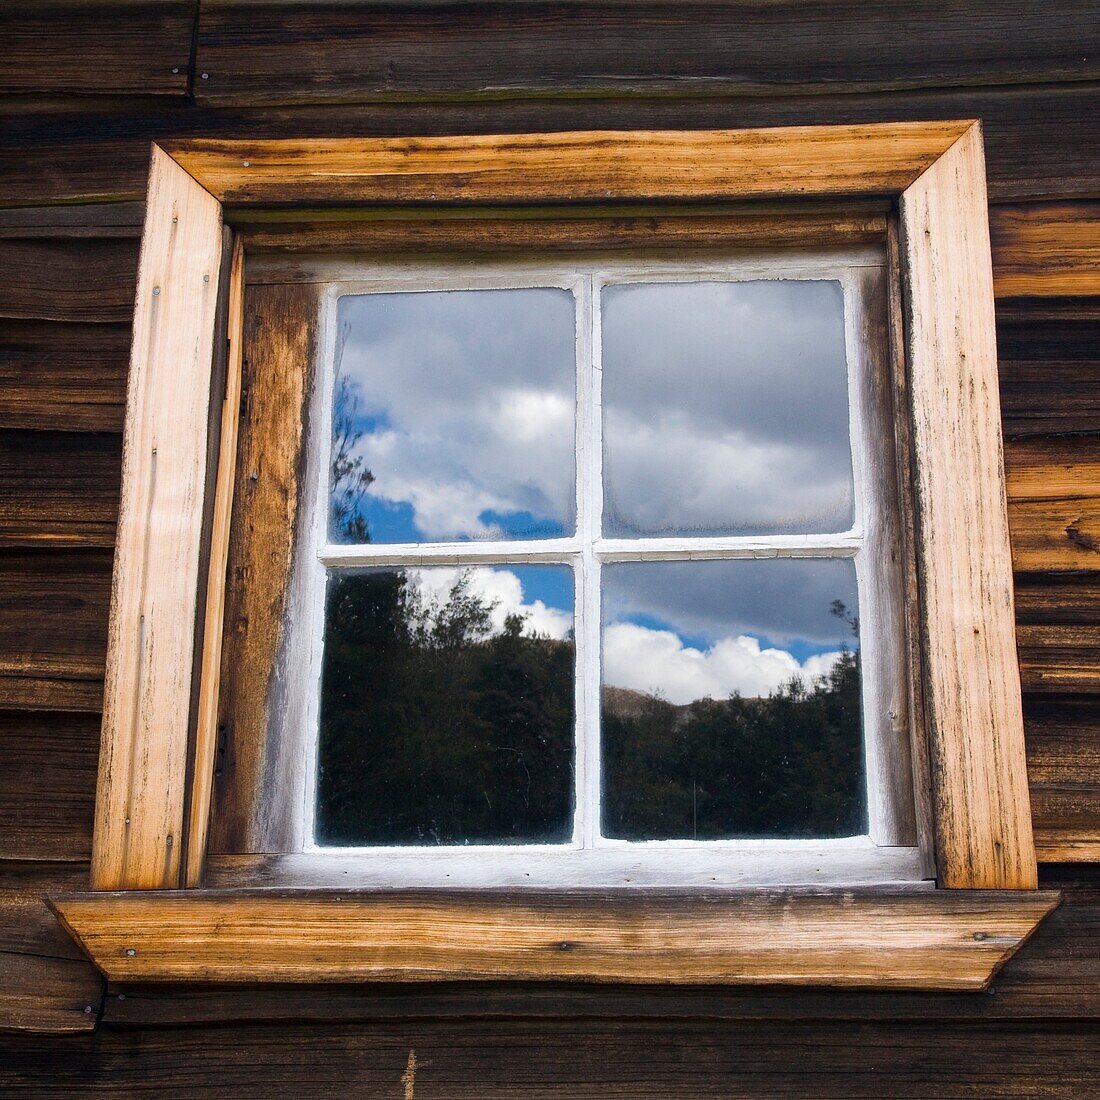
[6,1018,1100,1094]
[240,204,888,257]
[165,122,969,205]
[96,866,1100,1025]
[1009,498,1100,574]
[1025,699,1100,861]
[1016,576,1100,695]
[4,86,1100,206]
[193,1,1100,107]
[0,547,112,679]
[0,431,119,548]
[0,320,129,433]
[0,239,139,324]
[0,712,99,860]
[0,862,101,1034]
[990,202,1100,298]
[0,2,193,98]
[51,888,1059,990]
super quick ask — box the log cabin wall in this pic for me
[1,3,1098,1093]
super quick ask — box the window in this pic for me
[56,124,1058,991]
[286,253,919,888]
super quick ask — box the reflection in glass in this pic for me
[601,559,865,840]
[601,280,854,537]
[315,565,576,845]
[331,288,576,544]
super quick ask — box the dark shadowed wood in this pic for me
[0,321,129,433]
[0,551,110,714]
[0,239,139,324]
[0,3,193,97]
[0,432,119,548]
[0,712,99,860]
[6,1018,1100,1095]
[52,888,1059,989]
[1025,700,1100,861]
[1016,576,1100,696]
[0,203,145,240]
[5,85,1100,207]
[999,358,1100,439]
[240,203,888,257]
[0,862,101,1034]
[209,283,319,857]
[193,1,1100,106]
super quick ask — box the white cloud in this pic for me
[338,289,576,541]
[603,621,842,705]
[407,567,573,641]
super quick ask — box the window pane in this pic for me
[316,565,576,845]
[601,559,865,840]
[601,280,854,537]
[331,288,576,544]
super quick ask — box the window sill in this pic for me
[51,887,1059,991]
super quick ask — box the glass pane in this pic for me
[330,288,576,544]
[601,279,854,537]
[316,564,576,845]
[601,559,865,840]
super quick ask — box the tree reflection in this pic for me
[316,568,576,845]
[603,604,865,839]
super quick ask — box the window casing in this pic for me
[55,124,1053,991]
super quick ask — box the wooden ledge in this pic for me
[51,888,1059,991]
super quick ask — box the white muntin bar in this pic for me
[319,538,581,568]
[576,273,604,848]
[594,533,861,562]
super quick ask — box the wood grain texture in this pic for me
[51,888,1059,990]
[1009,499,1100,574]
[0,551,110,715]
[991,202,1100,298]
[0,321,129,433]
[0,431,120,548]
[91,146,224,891]
[240,204,888,258]
[1017,578,1100,708]
[5,1019,1100,1095]
[208,283,319,858]
[193,1,1100,107]
[899,123,1036,889]
[0,863,102,1034]
[0,2,193,98]
[0,239,139,324]
[93,866,1100,1026]
[5,86,1100,207]
[165,122,970,204]
[0,713,99,861]
[186,237,245,888]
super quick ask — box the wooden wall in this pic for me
[1,3,1098,1094]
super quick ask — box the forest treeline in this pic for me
[316,568,864,844]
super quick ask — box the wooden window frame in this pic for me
[52,122,1059,991]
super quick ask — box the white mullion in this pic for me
[594,533,861,562]
[574,274,603,849]
[319,538,580,569]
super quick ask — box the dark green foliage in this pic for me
[316,570,576,845]
[602,648,866,840]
